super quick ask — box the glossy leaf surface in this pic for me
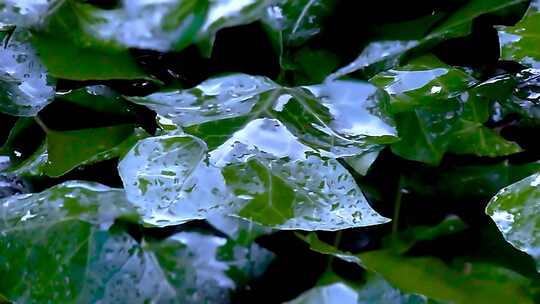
[487,172,540,271]
[121,74,395,229]
[0,29,55,116]
[371,55,521,164]
[302,234,535,304]
[499,0,540,67]
[0,181,272,303]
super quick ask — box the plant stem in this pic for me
[34,116,50,133]
[392,175,403,235]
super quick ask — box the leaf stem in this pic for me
[34,115,50,133]
[392,175,403,235]
[326,230,343,271]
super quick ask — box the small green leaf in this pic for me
[45,125,141,177]
[55,85,132,116]
[371,55,521,164]
[486,172,540,271]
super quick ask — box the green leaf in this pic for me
[499,0,540,67]
[486,172,540,271]
[287,273,445,304]
[120,74,396,229]
[55,85,132,116]
[0,117,35,155]
[3,141,48,177]
[0,28,55,116]
[0,0,60,27]
[384,216,468,254]
[359,251,534,304]
[45,125,143,177]
[197,0,274,56]
[301,234,535,304]
[263,0,335,47]
[75,0,208,52]
[371,55,521,164]
[0,181,272,303]
[31,1,147,80]
[207,214,272,246]
[331,0,530,79]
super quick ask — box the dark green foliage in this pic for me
[2,0,540,303]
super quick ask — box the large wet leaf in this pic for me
[370,55,521,164]
[301,234,535,304]
[330,0,530,79]
[120,74,395,229]
[0,29,55,116]
[499,0,540,67]
[486,172,540,271]
[0,181,273,303]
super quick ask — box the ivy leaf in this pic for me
[197,0,274,56]
[44,124,142,177]
[55,85,133,117]
[301,234,535,304]
[262,0,335,58]
[0,28,55,116]
[371,55,521,164]
[3,141,48,178]
[331,0,530,79]
[0,0,61,27]
[31,1,147,80]
[0,181,272,303]
[120,74,395,229]
[486,172,540,271]
[76,0,208,52]
[500,0,540,67]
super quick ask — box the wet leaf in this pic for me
[301,234,535,304]
[486,172,540,271]
[331,0,530,79]
[263,0,335,49]
[120,74,396,229]
[499,0,540,67]
[0,181,272,303]
[0,28,55,116]
[371,55,521,164]
[197,0,274,56]
[30,1,147,80]
[0,0,61,27]
[44,124,141,177]
[55,85,132,116]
